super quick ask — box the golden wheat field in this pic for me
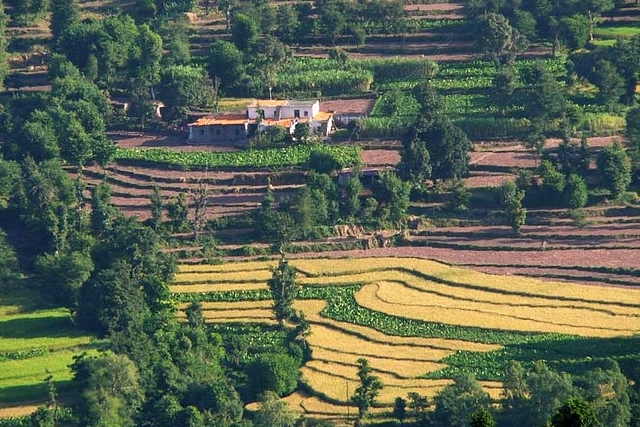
[172,257,640,416]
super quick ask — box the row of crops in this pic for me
[275,57,567,96]
[114,145,362,170]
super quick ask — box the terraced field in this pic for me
[0,284,100,417]
[172,257,640,420]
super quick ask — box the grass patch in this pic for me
[593,25,640,39]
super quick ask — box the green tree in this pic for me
[626,106,640,142]
[90,182,117,237]
[231,13,258,51]
[407,392,429,426]
[340,172,363,221]
[597,141,631,199]
[372,172,411,226]
[149,184,163,230]
[34,251,94,310]
[0,229,18,282]
[539,159,566,205]
[0,0,8,90]
[491,66,516,115]
[399,136,431,187]
[471,408,497,427]
[248,352,300,397]
[208,39,244,92]
[393,397,407,425]
[564,174,588,209]
[275,5,301,44]
[351,358,383,425]
[579,360,631,427]
[159,66,216,123]
[560,14,590,50]
[592,59,625,110]
[71,352,144,427]
[17,114,60,162]
[407,115,472,181]
[476,12,528,68]
[166,192,188,232]
[551,397,599,427]
[432,373,490,427]
[253,391,299,427]
[526,63,567,126]
[267,257,297,325]
[500,182,527,234]
[50,0,79,43]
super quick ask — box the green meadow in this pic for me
[0,283,100,406]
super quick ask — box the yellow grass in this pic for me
[356,283,640,337]
[283,391,386,418]
[0,403,41,418]
[178,261,276,273]
[171,282,268,293]
[291,257,640,306]
[174,269,273,284]
[311,348,446,378]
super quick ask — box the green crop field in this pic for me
[172,258,640,417]
[0,283,100,409]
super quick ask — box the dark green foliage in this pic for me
[492,66,516,114]
[50,0,78,43]
[231,13,258,51]
[351,358,383,423]
[34,251,93,310]
[90,182,117,237]
[71,352,144,427]
[0,229,18,282]
[393,397,406,424]
[500,182,527,233]
[432,373,490,427]
[447,180,472,213]
[306,150,341,174]
[149,185,163,231]
[267,257,297,324]
[626,107,640,141]
[248,352,300,397]
[593,59,625,109]
[76,260,150,336]
[563,174,588,209]
[470,407,497,427]
[551,398,600,427]
[399,136,431,186]
[577,360,631,427]
[208,39,245,91]
[406,115,472,182]
[166,193,188,232]
[597,141,631,199]
[475,12,528,68]
[525,63,566,126]
[159,66,217,123]
[340,172,363,221]
[502,360,574,426]
[560,14,590,50]
[539,160,566,205]
[558,136,591,176]
[372,172,411,226]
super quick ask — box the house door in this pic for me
[294,110,300,118]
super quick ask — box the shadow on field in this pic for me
[0,316,83,340]
[0,380,73,405]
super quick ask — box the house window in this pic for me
[304,111,308,117]
[294,109,300,118]
[216,128,221,135]
[200,129,205,136]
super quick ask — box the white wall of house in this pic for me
[279,101,319,119]
[248,106,280,120]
